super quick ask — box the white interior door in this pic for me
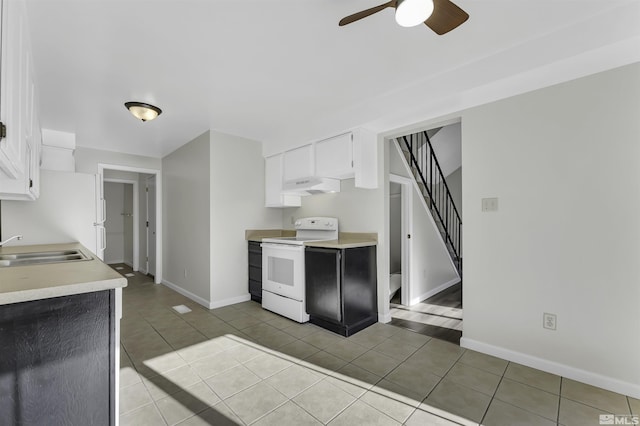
[390,174,413,306]
[146,175,156,276]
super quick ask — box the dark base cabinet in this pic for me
[248,241,262,303]
[0,290,116,426]
[305,245,377,337]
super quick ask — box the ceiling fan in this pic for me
[339,0,469,35]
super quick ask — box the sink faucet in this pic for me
[0,235,23,246]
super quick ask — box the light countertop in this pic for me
[245,230,377,248]
[245,229,296,242]
[0,242,127,305]
[304,232,378,249]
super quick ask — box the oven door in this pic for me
[261,243,305,301]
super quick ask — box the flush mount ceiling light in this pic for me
[124,102,162,122]
[395,0,434,27]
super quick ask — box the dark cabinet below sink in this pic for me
[248,241,262,302]
[0,290,116,425]
[305,245,377,336]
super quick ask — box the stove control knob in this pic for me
[294,221,301,227]
[325,222,331,226]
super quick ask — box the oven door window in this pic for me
[267,256,294,287]
[261,243,305,301]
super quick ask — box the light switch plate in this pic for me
[482,197,498,212]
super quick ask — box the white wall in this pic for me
[104,169,139,181]
[139,173,152,274]
[103,181,134,265]
[389,141,459,304]
[430,122,462,178]
[461,63,640,397]
[1,170,97,253]
[75,147,161,174]
[209,130,282,307]
[162,131,211,304]
[445,166,462,215]
[123,184,133,265]
[282,179,380,233]
[104,182,125,264]
[389,183,401,274]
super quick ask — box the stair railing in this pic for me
[401,131,462,273]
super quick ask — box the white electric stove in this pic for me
[261,217,338,322]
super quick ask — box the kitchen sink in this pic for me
[0,250,92,268]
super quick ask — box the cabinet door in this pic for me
[265,154,301,208]
[265,154,283,206]
[315,133,353,179]
[342,246,377,325]
[248,242,263,301]
[0,291,114,425]
[353,128,378,189]
[0,0,27,178]
[283,144,313,182]
[305,247,342,322]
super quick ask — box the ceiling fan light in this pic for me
[395,0,434,27]
[125,102,162,122]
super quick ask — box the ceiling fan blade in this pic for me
[425,0,469,35]
[339,1,396,26]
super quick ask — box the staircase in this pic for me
[397,131,462,276]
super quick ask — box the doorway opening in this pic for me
[97,164,162,284]
[386,121,463,344]
[145,175,157,278]
[103,179,136,268]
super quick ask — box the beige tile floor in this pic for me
[116,265,639,425]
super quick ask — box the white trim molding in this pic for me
[410,277,461,306]
[162,279,211,309]
[161,279,252,310]
[98,163,162,284]
[460,337,640,399]
[209,294,252,310]
[378,312,392,324]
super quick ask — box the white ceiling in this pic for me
[25,0,640,158]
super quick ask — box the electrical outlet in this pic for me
[543,313,557,330]
[183,268,188,278]
[290,216,295,224]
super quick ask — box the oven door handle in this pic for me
[260,243,305,251]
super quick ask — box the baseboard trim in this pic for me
[378,312,392,323]
[209,294,252,310]
[410,277,461,306]
[161,279,211,309]
[161,279,253,310]
[107,260,124,265]
[460,337,640,399]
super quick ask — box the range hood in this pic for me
[282,177,340,196]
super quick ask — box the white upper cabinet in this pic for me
[283,144,313,182]
[352,127,378,189]
[314,128,378,188]
[265,154,301,208]
[314,132,353,179]
[264,127,378,206]
[0,0,41,200]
